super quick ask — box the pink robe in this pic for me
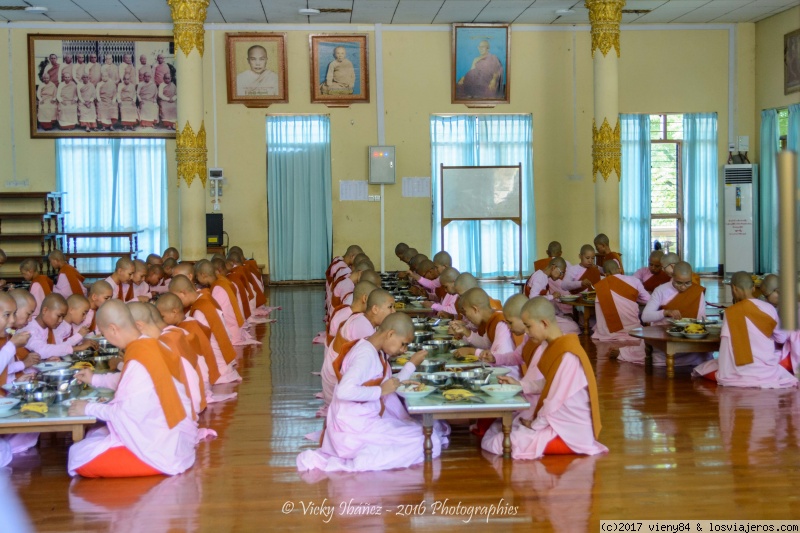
[55,321,84,347]
[592,274,650,363]
[481,352,609,459]
[54,271,88,297]
[548,277,572,316]
[466,319,518,378]
[36,82,58,126]
[633,267,653,285]
[693,299,798,389]
[528,271,581,334]
[489,336,547,419]
[0,342,24,385]
[96,81,118,125]
[29,280,47,320]
[431,292,457,315]
[68,357,198,476]
[192,307,242,384]
[56,81,79,127]
[297,339,443,472]
[211,285,258,346]
[321,313,374,406]
[104,276,129,302]
[174,319,236,404]
[137,81,158,125]
[131,281,151,300]
[20,319,73,359]
[78,83,96,125]
[561,264,594,294]
[79,309,100,337]
[117,82,138,125]
[641,282,711,367]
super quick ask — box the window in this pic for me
[56,138,168,272]
[649,114,684,256]
[778,107,789,150]
[430,114,535,278]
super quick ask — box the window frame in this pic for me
[649,113,684,257]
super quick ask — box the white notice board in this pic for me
[441,165,521,220]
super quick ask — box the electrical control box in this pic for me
[368,146,395,184]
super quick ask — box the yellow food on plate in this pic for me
[394,302,406,309]
[395,357,409,365]
[684,323,706,334]
[70,361,94,370]
[455,355,478,363]
[21,402,48,414]
[443,389,474,401]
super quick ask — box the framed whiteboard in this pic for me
[441,165,521,220]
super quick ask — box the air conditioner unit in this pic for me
[723,164,758,274]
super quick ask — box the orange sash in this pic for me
[489,298,503,311]
[59,264,86,295]
[190,294,236,365]
[535,334,601,439]
[47,327,56,345]
[327,305,350,345]
[325,257,343,283]
[595,275,639,333]
[124,283,134,302]
[434,285,447,302]
[333,339,360,383]
[330,275,352,308]
[596,251,623,274]
[520,338,541,376]
[212,276,244,327]
[33,274,54,296]
[533,257,551,272]
[725,299,777,366]
[361,354,389,418]
[244,259,267,307]
[122,338,190,429]
[643,270,671,292]
[523,273,548,298]
[570,267,603,295]
[88,310,96,333]
[478,311,505,344]
[231,266,254,300]
[660,284,705,319]
[160,329,206,412]
[179,319,221,384]
[227,270,252,319]
[332,340,388,418]
[114,279,124,300]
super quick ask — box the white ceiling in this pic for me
[0,0,797,25]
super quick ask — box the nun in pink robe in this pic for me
[297,339,445,472]
[320,313,374,409]
[592,273,650,364]
[67,346,198,476]
[36,75,58,129]
[482,349,609,459]
[210,284,258,347]
[191,305,242,385]
[527,271,581,335]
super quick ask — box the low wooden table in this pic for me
[396,306,437,316]
[629,326,721,379]
[556,297,596,335]
[405,393,530,460]
[0,403,96,442]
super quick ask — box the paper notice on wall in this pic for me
[339,180,368,201]
[402,177,431,198]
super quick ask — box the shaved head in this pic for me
[353,280,378,301]
[400,248,417,263]
[580,244,595,256]
[550,257,567,271]
[146,253,162,265]
[503,294,529,319]
[133,259,147,273]
[169,274,195,293]
[89,280,113,297]
[376,312,413,336]
[440,267,459,284]
[408,254,428,271]
[19,258,39,273]
[115,257,134,271]
[353,253,370,265]
[172,263,194,278]
[162,258,177,270]
[49,250,67,262]
[42,293,67,312]
[10,288,35,307]
[128,301,156,324]
[521,296,557,322]
[359,270,381,286]
[66,294,89,310]
[416,259,436,276]
[395,243,409,255]
[461,287,491,310]
[163,247,179,260]
[731,271,754,290]
[229,246,243,256]
[96,299,136,330]
[649,250,664,261]
[344,245,363,263]
[194,260,215,279]
[211,258,227,274]
[0,292,13,308]
[603,259,620,275]
[661,253,680,269]
[454,272,478,294]
[353,261,373,273]
[761,274,779,296]
[546,241,562,256]
[366,288,393,309]
[593,233,610,246]
[432,251,452,268]
[156,292,183,314]
[673,261,693,278]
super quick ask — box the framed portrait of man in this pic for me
[309,34,369,106]
[785,28,800,95]
[28,34,176,138]
[451,24,510,106]
[226,33,288,107]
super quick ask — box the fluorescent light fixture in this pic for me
[24,6,48,11]
[299,8,320,15]
[555,8,575,15]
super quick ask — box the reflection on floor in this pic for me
[7,281,800,531]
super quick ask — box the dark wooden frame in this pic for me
[451,23,510,107]
[309,34,369,107]
[785,28,800,95]
[28,34,175,138]
[225,33,288,108]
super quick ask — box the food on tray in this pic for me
[442,389,474,401]
[453,354,478,363]
[398,381,425,392]
[21,402,48,414]
[395,357,409,365]
[70,361,94,370]
[668,326,685,333]
[684,323,707,334]
[394,302,406,309]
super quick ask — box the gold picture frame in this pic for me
[309,34,369,107]
[451,23,510,107]
[226,33,288,108]
[28,34,176,138]
[785,28,800,95]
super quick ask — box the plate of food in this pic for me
[489,367,512,376]
[682,323,709,338]
[668,318,695,326]
[396,382,436,400]
[0,397,20,412]
[667,326,685,337]
[481,384,523,400]
[34,361,71,372]
[558,295,579,302]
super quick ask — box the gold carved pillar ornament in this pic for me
[592,117,621,182]
[167,0,209,57]
[585,0,625,58]
[175,121,208,188]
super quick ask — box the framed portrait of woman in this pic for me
[451,23,510,106]
[309,34,369,106]
[225,33,288,108]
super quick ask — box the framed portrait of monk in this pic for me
[226,33,288,108]
[451,24,510,106]
[786,28,800,95]
[28,34,176,138]
[309,34,369,106]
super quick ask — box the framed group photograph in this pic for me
[28,34,176,138]
[309,34,369,106]
[785,28,800,95]
[451,23,510,106]
[226,33,288,108]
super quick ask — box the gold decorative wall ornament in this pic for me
[167,0,209,57]
[592,117,621,182]
[585,0,625,57]
[176,121,208,187]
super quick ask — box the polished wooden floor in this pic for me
[6,281,800,532]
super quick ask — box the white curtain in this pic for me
[56,138,168,272]
[431,114,535,277]
[619,114,651,274]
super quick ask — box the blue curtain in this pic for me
[682,113,719,273]
[758,109,780,273]
[266,115,332,281]
[619,114,651,274]
[789,104,800,178]
[430,114,535,277]
[56,138,168,272]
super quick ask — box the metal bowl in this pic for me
[41,368,78,386]
[12,381,44,394]
[73,349,96,361]
[428,338,453,354]
[452,370,492,386]
[88,354,117,371]
[413,331,433,343]
[53,388,81,403]
[24,390,56,405]
[417,373,450,388]
[418,359,446,373]
[99,346,120,355]
[407,342,423,353]
[465,377,488,392]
